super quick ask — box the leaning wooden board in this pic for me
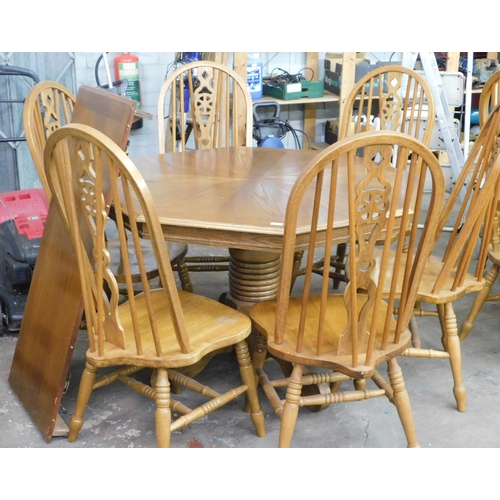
[9,85,136,442]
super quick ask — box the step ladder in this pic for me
[403,52,466,199]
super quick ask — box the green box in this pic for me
[263,80,324,100]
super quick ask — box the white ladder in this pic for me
[403,52,465,191]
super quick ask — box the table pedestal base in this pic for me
[224,248,280,313]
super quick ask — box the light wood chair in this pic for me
[295,65,436,289]
[250,131,445,447]
[23,81,192,292]
[375,103,500,412]
[339,65,435,143]
[44,123,266,447]
[158,60,253,276]
[460,72,500,340]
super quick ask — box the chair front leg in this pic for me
[279,363,304,448]
[235,340,266,438]
[68,361,97,442]
[387,358,420,448]
[154,368,172,448]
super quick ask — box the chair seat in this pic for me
[89,289,251,368]
[250,294,411,379]
[373,248,484,304]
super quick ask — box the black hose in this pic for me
[94,53,121,89]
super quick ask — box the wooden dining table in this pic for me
[128,146,352,311]
[9,142,365,442]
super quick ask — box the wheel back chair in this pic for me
[375,102,500,412]
[23,81,191,293]
[293,65,436,289]
[158,60,253,279]
[460,70,500,340]
[44,123,266,447]
[250,130,445,447]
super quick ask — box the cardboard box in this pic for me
[324,61,399,95]
[324,53,368,71]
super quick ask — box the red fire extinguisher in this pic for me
[114,52,143,129]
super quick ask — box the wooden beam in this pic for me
[446,52,460,72]
[233,53,249,144]
[303,52,319,148]
[233,52,247,83]
[339,52,356,127]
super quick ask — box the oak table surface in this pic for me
[129,146,352,252]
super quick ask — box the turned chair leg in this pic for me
[68,361,97,442]
[332,243,347,290]
[387,358,420,448]
[437,303,447,351]
[279,363,304,448]
[409,315,421,348]
[252,331,268,373]
[442,302,466,412]
[353,378,366,390]
[245,331,269,415]
[154,368,172,448]
[235,340,266,438]
[290,251,304,291]
[460,263,499,340]
[175,257,194,293]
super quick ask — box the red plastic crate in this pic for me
[0,188,49,240]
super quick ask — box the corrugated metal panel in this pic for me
[0,52,76,194]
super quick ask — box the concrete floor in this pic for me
[1,242,500,449]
